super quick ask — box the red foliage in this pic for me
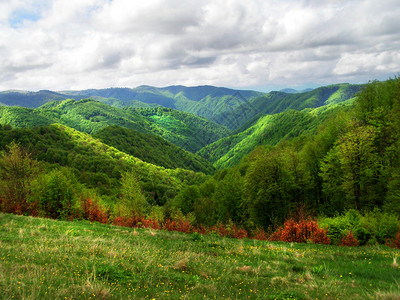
[82,198,108,224]
[386,229,400,249]
[193,224,208,235]
[162,218,192,233]
[217,223,230,237]
[231,225,249,239]
[253,228,269,241]
[269,218,330,245]
[0,196,39,217]
[163,219,177,231]
[340,231,359,247]
[112,215,161,230]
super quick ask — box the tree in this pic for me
[244,147,290,228]
[0,142,39,214]
[118,167,147,216]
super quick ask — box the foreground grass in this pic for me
[0,213,399,299]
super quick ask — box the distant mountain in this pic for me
[0,90,67,107]
[0,83,363,130]
[279,88,314,94]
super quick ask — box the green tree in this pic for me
[118,167,147,216]
[33,169,79,219]
[0,142,39,214]
[244,147,290,228]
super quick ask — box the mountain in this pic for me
[279,88,314,94]
[0,90,67,107]
[211,83,364,130]
[0,99,229,152]
[0,83,362,131]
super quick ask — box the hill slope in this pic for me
[198,103,351,169]
[0,83,362,130]
[0,123,208,201]
[0,99,229,152]
[93,126,214,174]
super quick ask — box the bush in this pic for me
[361,209,399,244]
[269,218,330,245]
[320,209,399,245]
[340,231,359,247]
[386,229,400,249]
[34,169,80,220]
[82,198,108,224]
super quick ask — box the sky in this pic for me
[0,0,399,92]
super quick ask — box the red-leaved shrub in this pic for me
[269,218,330,245]
[340,231,359,247]
[253,228,268,241]
[82,198,108,224]
[386,229,400,249]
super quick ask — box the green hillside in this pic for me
[198,103,350,169]
[0,99,229,152]
[93,126,214,174]
[0,123,207,203]
[0,84,361,131]
[210,83,363,130]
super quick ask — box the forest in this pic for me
[1,78,400,247]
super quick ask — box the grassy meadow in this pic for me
[1,212,400,299]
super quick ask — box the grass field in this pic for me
[1,213,399,299]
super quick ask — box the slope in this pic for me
[0,84,362,131]
[0,99,230,152]
[211,83,364,130]
[198,103,351,169]
[93,126,214,174]
[0,124,207,203]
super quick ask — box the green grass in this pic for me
[1,213,400,299]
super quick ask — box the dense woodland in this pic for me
[1,79,400,246]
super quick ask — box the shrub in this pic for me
[320,209,399,245]
[361,209,399,244]
[340,231,359,247]
[270,218,330,244]
[82,198,108,224]
[253,228,268,241]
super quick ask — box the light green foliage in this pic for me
[31,169,81,220]
[319,209,399,245]
[0,142,39,212]
[199,106,347,169]
[117,168,148,216]
[94,125,214,174]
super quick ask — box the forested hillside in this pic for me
[198,104,352,168]
[0,124,207,209]
[0,99,229,152]
[93,126,214,173]
[0,83,362,130]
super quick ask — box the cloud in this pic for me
[0,0,399,91]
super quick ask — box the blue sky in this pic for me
[0,0,399,92]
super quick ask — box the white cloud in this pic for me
[0,0,399,91]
